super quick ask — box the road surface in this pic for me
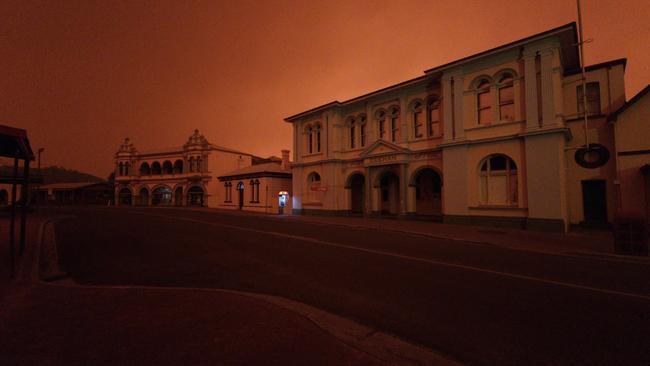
[51,207,650,366]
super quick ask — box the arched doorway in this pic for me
[118,188,132,206]
[348,174,365,214]
[236,182,245,209]
[174,187,183,206]
[379,171,400,215]
[138,187,149,206]
[188,186,204,206]
[152,186,172,206]
[414,168,442,215]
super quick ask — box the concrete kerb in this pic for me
[36,213,464,366]
[273,216,650,266]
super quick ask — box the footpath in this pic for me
[0,213,459,366]
[274,214,649,263]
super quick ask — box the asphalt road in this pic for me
[50,207,650,366]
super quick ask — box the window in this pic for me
[427,97,441,137]
[390,107,400,142]
[188,157,194,172]
[140,162,151,176]
[498,74,515,122]
[359,116,366,147]
[307,172,322,202]
[349,118,356,149]
[477,80,492,124]
[118,163,124,176]
[162,160,173,175]
[254,179,260,202]
[314,124,321,152]
[377,111,386,140]
[577,82,601,116]
[306,125,313,154]
[151,161,162,175]
[224,182,232,202]
[479,155,518,205]
[250,180,256,202]
[412,101,424,138]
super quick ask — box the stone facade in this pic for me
[284,23,632,232]
[217,150,293,214]
[113,129,254,207]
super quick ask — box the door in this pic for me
[582,180,607,224]
[238,187,244,209]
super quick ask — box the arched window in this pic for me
[479,155,518,205]
[427,97,441,137]
[162,160,173,175]
[498,74,515,122]
[389,106,400,142]
[139,162,151,176]
[250,180,256,202]
[359,115,366,147]
[348,117,356,149]
[124,162,130,176]
[118,163,124,176]
[305,125,313,154]
[173,159,183,174]
[376,110,386,140]
[188,157,194,172]
[314,124,321,153]
[411,101,424,138]
[477,80,492,124]
[151,162,162,175]
[254,179,260,202]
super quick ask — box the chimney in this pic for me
[281,150,290,170]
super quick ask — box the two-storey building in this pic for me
[114,129,254,207]
[285,23,632,232]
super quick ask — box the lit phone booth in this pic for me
[278,191,289,214]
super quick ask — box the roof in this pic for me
[136,144,254,157]
[218,162,291,180]
[34,181,108,190]
[284,22,579,122]
[0,124,35,160]
[565,58,627,76]
[608,84,650,122]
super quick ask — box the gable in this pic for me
[360,140,409,158]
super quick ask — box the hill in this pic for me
[0,165,105,184]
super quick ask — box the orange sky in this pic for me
[1,0,648,177]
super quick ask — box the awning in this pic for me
[0,124,35,160]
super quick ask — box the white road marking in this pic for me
[115,210,650,302]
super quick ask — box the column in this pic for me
[400,97,408,143]
[442,75,454,141]
[365,166,371,214]
[293,123,299,162]
[400,164,408,214]
[539,48,556,127]
[523,50,539,130]
[452,74,465,139]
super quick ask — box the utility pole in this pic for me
[577,0,590,149]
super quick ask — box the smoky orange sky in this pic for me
[1,0,648,178]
